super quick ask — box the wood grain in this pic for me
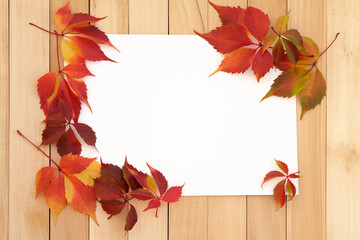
[0,0,9,239]
[208,1,248,239]
[246,1,287,239]
[89,1,129,238]
[287,0,327,239]
[9,0,50,239]
[208,196,246,240]
[129,0,168,34]
[49,2,90,240]
[327,0,360,239]
[128,1,168,239]
[168,1,210,239]
[169,197,208,240]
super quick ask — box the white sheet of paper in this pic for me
[80,35,298,196]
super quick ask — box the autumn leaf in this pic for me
[33,151,101,224]
[196,4,273,82]
[262,159,300,208]
[55,2,116,64]
[41,112,96,156]
[126,162,184,217]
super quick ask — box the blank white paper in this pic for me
[79,35,298,196]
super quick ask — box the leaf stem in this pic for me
[271,27,279,36]
[320,32,340,57]
[29,23,57,35]
[54,30,62,73]
[17,130,61,170]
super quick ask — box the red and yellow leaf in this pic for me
[35,166,57,197]
[147,163,168,196]
[275,160,289,175]
[274,179,286,208]
[261,170,285,188]
[44,174,67,224]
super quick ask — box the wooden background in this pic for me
[1,0,359,239]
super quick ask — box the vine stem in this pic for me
[319,32,340,57]
[29,23,57,35]
[17,130,61,170]
[54,30,62,73]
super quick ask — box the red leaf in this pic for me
[147,163,168,196]
[56,129,82,156]
[261,170,285,188]
[62,63,94,78]
[288,173,300,178]
[161,185,184,203]
[70,26,118,50]
[143,199,161,216]
[274,179,286,208]
[35,166,57,197]
[125,204,138,231]
[209,2,245,27]
[58,98,73,121]
[37,71,59,116]
[43,114,67,126]
[99,199,126,217]
[73,123,96,146]
[66,76,91,112]
[67,13,105,30]
[275,160,289,175]
[244,7,270,42]
[69,36,115,62]
[94,163,127,200]
[129,189,156,201]
[262,33,278,52]
[59,154,96,174]
[126,162,157,194]
[252,48,273,82]
[41,125,66,145]
[212,47,256,75]
[122,158,142,191]
[195,24,252,54]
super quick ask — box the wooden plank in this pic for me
[247,196,285,239]
[210,1,248,239]
[128,1,168,239]
[169,0,207,34]
[327,0,360,239]
[9,0,50,239]
[49,2,90,240]
[129,0,168,34]
[246,1,287,239]
[208,196,246,240]
[287,0,326,239]
[0,0,9,239]
[168,1,210,239]
[89,1,129,239]
[170,197,208,240]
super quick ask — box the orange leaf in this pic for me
[213,47,256,75]
[37,71,60,116]
[274,179,286,208]
[44,174,67,224]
